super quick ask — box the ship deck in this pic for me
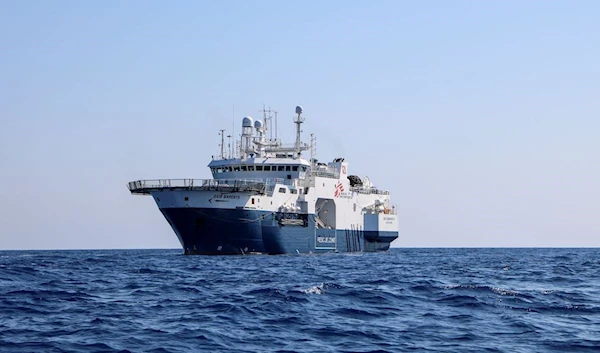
[127,179,269,195]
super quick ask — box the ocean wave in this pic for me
[302,283,325,295]
[0,248,598,353]
[443,284,521,296]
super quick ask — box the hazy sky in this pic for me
[1,1,598,249]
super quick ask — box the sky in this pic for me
[1,1,598,249]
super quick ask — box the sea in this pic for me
[0,248,599,353]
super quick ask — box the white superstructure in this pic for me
[128,105,398,255]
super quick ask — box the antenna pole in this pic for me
[294,106,304,155]
[260,105,274,141]
[274,110,278,141]
[270,110,274,141]
[310,133,316,174]
[227,135,232,159]
[219,129,225,159]
[232,103,235,157]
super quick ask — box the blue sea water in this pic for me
[1,248,599,353]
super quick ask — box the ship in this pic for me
[127,105,398,255]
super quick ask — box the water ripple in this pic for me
[1,248,599,352]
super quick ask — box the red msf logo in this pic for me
[334,182,345,197]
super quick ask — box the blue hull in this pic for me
[160,208,397,255]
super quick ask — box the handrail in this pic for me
[350,186,390,195]
[312,170,340,179]
[127,178,293,195]
[128,178,390,196]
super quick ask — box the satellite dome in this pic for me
[254,119,263,129]
[295,105,303,114]
[242,116,254,128]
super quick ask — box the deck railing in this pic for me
[127,178,297,195]
[350,186,390,195]
[312,170,340,179]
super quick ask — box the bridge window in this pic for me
[211,168,216,173]
[256,166,263,171]
[292,166,298,171]
[233,166,240,171]
[264,166,271,171]
[228,166,233,172]
[301,166,308,172]
[241,166,247,171]
[248,166,255,171]
[278,187,286,193]
[290,189,297,194]
[278,166,285,171]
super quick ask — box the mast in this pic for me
[274,110,278,141]
[294,106,304,155]
[261,105,276,141]
[261,105,268,139]
[227,134,232,159]
[310,133,316,172]
[219,129,225,159]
